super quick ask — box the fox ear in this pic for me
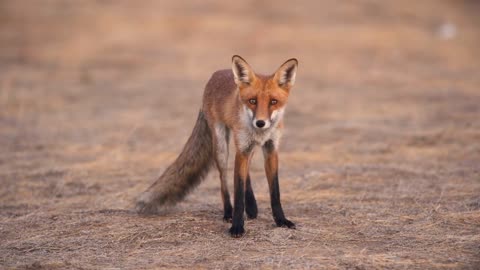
[274,58,298,89]
[232,55,255,86]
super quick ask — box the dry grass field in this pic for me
[1,0,479,269]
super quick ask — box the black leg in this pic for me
[223,193,233,222]
[229,174,245,237]
[263,140,295,229]
[270,173,295,228]
[245,174,258,219]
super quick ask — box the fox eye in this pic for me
[249,98,257,105]
[270,99,278,105]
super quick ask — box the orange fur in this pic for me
[137,55,298,237]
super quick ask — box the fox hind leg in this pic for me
[245,174,258,219]
[213,123,232,222]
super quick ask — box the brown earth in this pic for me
[1,1,479,269]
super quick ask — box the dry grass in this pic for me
[1,0,479,269]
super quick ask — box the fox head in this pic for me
[232,55,298,131]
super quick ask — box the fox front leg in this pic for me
[263,140,295,228]
[229,151,253,237]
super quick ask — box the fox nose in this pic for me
[255,120,266,128]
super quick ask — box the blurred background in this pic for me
[1,1,479,269]
[1,1,479,152]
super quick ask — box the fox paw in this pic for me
[223,215,232,223]
[275,218,296,229]
[223,206,233,223]
[229,225,245,238]
[245,201,258,219]
[223,204,233,223]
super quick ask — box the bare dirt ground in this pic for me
[1,1,479,269]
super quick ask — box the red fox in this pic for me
[136,55,298,237]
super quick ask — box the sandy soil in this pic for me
[1,1,479,269]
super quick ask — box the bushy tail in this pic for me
[136,111,214,214]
